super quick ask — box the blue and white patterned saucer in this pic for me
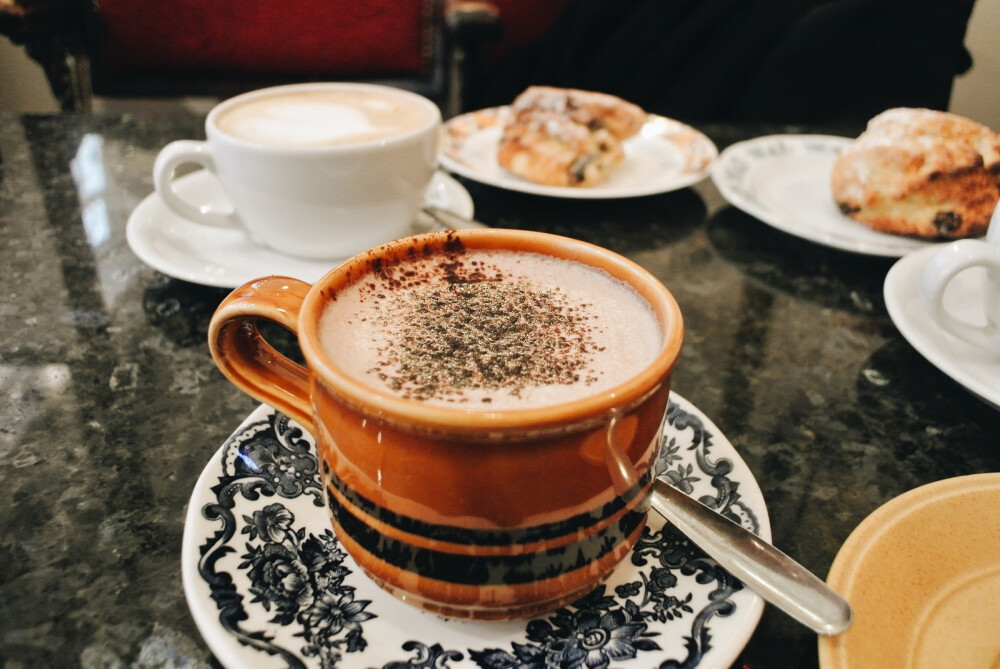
[182,392,769,668]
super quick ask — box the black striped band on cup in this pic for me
[323,467,651,586]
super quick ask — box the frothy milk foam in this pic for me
[216,89,433,147]
[320,249,662,410]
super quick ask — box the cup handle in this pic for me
[153,140,242,230]
[208,277,315,433]
[920,239,1000,349]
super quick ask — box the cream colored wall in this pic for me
[2,0,999,127]
[950,0,1000,130]
[0,37,59,112]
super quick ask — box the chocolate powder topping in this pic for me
[369,278,603,403]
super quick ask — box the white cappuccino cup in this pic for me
[153,83,441,260]
[920,204,1000,352]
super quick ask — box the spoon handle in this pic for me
[422,205,486,229]
[650,479,852,636]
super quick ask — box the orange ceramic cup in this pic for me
[208,228,683,620]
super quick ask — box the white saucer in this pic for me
[711,135,936,257]
[884,245,1000,407]
[439,107,717,199]
[182,393,768,669]
[126,171,477,288]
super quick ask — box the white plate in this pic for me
[126,171,478,288]
[182,393,769,669]
[884,245,1000,407]
[439,107,717,199]
[711,135,936,257]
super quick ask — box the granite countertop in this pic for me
[1,112,997,668]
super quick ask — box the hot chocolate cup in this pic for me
[207,228,684,619]
[153,83,441,260]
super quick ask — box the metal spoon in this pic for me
[651,479,852,635]
[422,205,487,230]
[608,405,852,636]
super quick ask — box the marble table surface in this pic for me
[1,111,997,668]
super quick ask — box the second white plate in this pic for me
[440,107,717,199]
[711,134,936,257]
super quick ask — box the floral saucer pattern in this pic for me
[181,393,769,668]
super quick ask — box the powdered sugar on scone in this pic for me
[831,108,1000,238]
[497,87,646,187]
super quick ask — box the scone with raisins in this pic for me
[831,108,1000,238]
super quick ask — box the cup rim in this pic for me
[205,82,442,153]
[297,228,684,432]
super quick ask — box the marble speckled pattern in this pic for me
[1,113,998,668]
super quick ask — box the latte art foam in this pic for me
[320,249,662,410]
[216,90,434,147]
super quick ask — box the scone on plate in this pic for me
[497,86,647,187]
[831,108,1000,238]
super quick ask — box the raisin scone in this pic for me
[830,108,1000,238]
[497,86,647,187]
